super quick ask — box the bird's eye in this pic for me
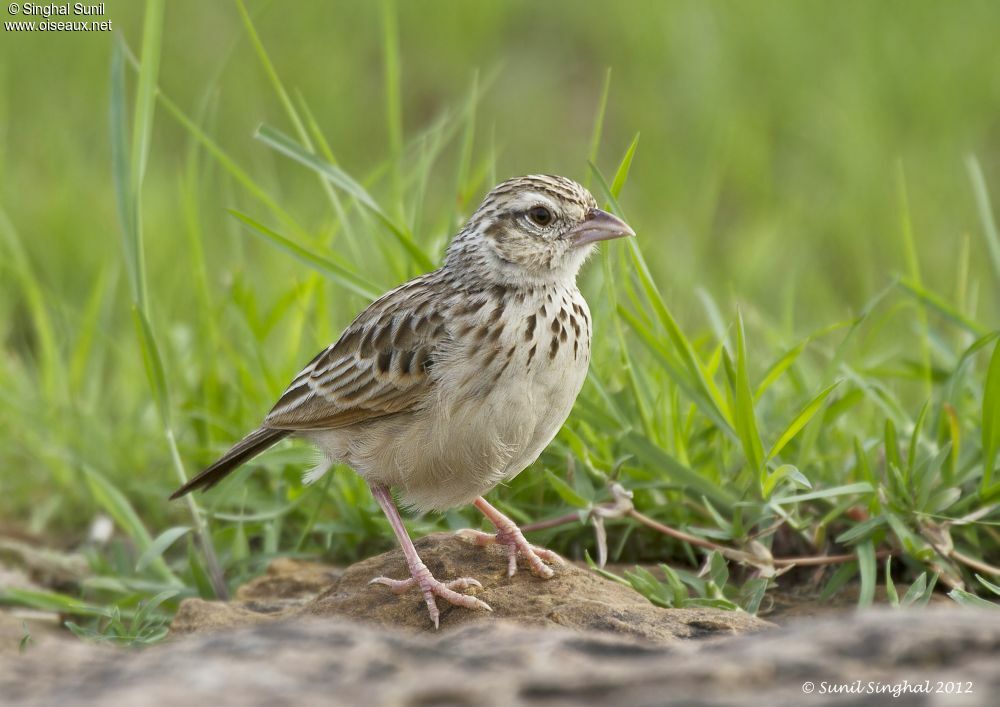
[527,206,553,227]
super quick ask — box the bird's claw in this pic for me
[456,527,565,579]
[369,569,491,629]
[369,574,483,594]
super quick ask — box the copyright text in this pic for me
[801,680,974,698]
[5,3,111,32]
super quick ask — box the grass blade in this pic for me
[966,155,1000,286]
[136,526,191,572]
[982,338,1000,497]
[0,589,108,618]
[0,206,64,399]
[381,0,403,210]
[610,134,640,199]
[733,312,765,478]
[132,307,170,424]
[585,68,612,188]
[544,470,589,509]
[772,482,873,506]
[622,432,736,509]
[110,38,138,307]
[948,588,999,609]
[83,468,180,586]
[255,124,435,271]
[130,0,165,196]
[766,381,841,462]
[228,209,380,299]
[754,340,806,400]
[856,539,876,609]
[897,278,987,336]
[234,0,306,141]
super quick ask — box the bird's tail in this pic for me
[169,427,290,500]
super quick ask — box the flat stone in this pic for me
[4,608,999,706]
[235,557,343,602]
[171,533,769,641]
[0,562,73,658]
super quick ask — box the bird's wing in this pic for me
[263,275,449,431]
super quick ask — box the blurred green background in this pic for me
[4,0,1000,323]
[2,0,999,625]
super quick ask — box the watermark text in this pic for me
[801,680,974,698]
[5,3,111,32]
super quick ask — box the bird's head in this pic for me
[445,175,635,287]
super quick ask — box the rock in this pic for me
[0,561,73,658]
[3,608,999,705]
[171,533,768,641]
[167,597,276,635]
[0,536,89,587]
[235,557,342,602]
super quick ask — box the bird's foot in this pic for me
[456,525,566,579]
[369,562,491,629]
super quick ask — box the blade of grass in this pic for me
[907,399,930,477]
[124,0,165,313]
[966,155,1000,286]
[136,526,191,573]
[0,588,109,618]
[733,311,765,486]
[235,0,353,250]
[856,539,876,608]
[590,137,655,437]
[982,338,1000,498]
[228,209,380,299]
[255,124,435,272]
[590,162,734,436]
[609,134,639,199]
[754,340,806,400]
[381,0,403,212]
[545,470,590,509]
[897,278,987,336]
[449,69,478,233]
[110,38,139,309]
[129,0,164,203]
[622,432,736,509]
[0,206,64,399]
[896,163,932,399]
[83,467,180,586]
[132,307,170,424]
[771,482,873,506]
[766,381,841,462]
[584,68,612,189]
[112,12,228,599]
[234,0,306,141]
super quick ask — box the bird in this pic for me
[170,174,635,627]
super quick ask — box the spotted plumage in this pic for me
[170,174,634,628]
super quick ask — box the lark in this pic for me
[170,175,635,627]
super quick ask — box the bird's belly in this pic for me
[397,350,587,511]
[307,288,591,512]
[497,348,588,478]
[310,395,536,512]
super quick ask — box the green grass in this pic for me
[1,0,999,642]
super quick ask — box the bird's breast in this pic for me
[433,284,592,476]
[321,284,593,513]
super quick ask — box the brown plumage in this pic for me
[170,174,634,627]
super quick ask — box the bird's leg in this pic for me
[457,497,566,579]
[367,483,491,628]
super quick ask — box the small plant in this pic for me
[589,551,771,615]
[19,622,31,654]
[948,575,1000,610]
[65,591,178,647]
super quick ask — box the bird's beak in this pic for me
[567,208,636,248]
